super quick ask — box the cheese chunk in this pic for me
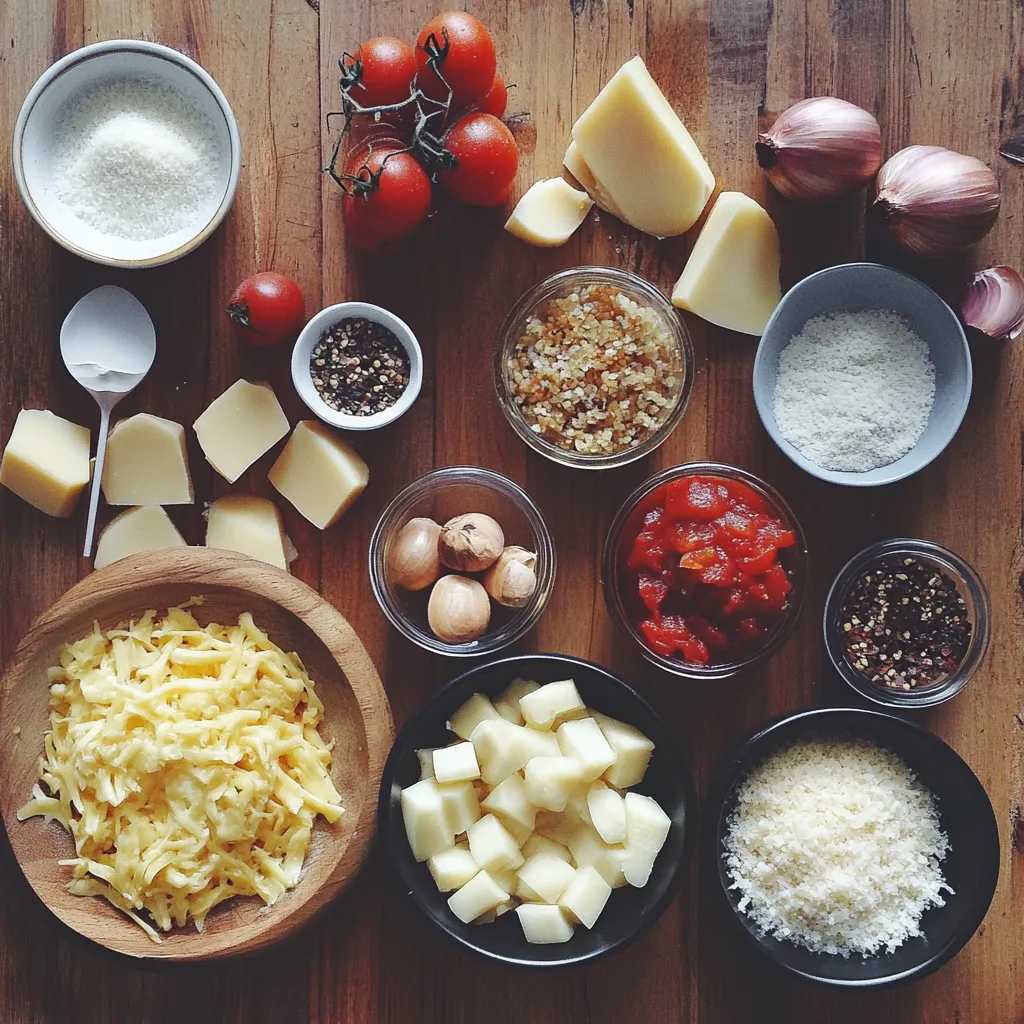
[450,692,502,740]
[519,680,585,729]
[522,833,572,865]
[467,814,521,873]
[428,845,480,892]
[517,853,576,904]
[439,780,481,835]
[671,191,782,336]
[587,781,627,845]
[556,718,617,782]
[205,495,289,570]
[448,871,510,924]
[505,178,593,247]
[516,902,576,943]
[566,824,628,888]
[622,792,672,887]
[401,778,453,862]
[524,756,588,812]
[480,772,537,845]
[559,865,612,928]
[0,409,91,517]
[102,413,193,505]
[470,719,560,785]
[563,141,625,219]
[268,420,368,530]
[94,506,186,569]
[433,742,481,784]
[493,679,540,725]
[193,380,289,483]
[571,56,715,237]
[591,711,655,789]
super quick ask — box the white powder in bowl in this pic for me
[54,77,223,242]
[772,310,936,473]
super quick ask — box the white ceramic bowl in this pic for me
[292,302,423,430]
[12,39,241,268]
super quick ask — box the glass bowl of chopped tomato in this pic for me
[602,463,808,679]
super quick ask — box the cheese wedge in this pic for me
[94,505,187,569]
[671,191,782,336]
[505,179,593,247]
[571,56,715,237]
[102,413,193,505]
[562,141,625,219]
[205,495,289,570]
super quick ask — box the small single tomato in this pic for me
[226,272,305,347]
[341,37,417,110]
[440,112,518,206]
[475,73,508,117]
[415,11,496,109]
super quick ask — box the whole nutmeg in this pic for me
[387,517,443,591]
[482,546,538,608]
[438,513,505,572]
[427,574,491,644]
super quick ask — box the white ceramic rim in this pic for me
[11,38,242,269]
[291,302,424,431]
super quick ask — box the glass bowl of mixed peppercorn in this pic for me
[823,538,991,708]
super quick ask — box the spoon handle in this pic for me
[82,404,111,558]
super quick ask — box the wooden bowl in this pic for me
[0,548,394,961]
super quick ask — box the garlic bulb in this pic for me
[427,575,491,644]
[962,266,1024,339]
[439,513,505,572]
[483,546,538,607]
[870,145,1001,256]
[756,97,882,203]
[388,517,442,590]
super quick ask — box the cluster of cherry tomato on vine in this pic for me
[329,12,519,255]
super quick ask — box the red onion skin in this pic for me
[961,266,1024,340]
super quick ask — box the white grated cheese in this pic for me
[723,736,951,957]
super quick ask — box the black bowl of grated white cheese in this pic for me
[706,707,999,987]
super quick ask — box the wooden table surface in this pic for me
[2,0,1022,1021]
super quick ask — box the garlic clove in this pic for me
[756,97,882,204]
[388,517,443,591]
[427,574,491,644]
[869,145,1001,257]
[439,513,505,573]
[483,546,538,608]
[962,266,1024,340]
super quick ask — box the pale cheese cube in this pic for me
[587,781,627,845]
[534,807,584,848]
[206,495,289,570]
[268,419,369,529]
[193,380,289,483]
[556,718,616,782]
[0,409,90,517]
[450,692,501,740]
[563,140,625,219]
[428,845,479,892]
[490,861,521,896]
[467,814,520,872]
[438,780,481,836]
[519,680,585,730]
[493,678,540,724]
[524,756,588,812]
[566,788,594,826]
[101,413,193,505]
[566,824,627,889]
[470,719,560,785]
[447,871,510,924]
[432,742,481,784]
[517,854,576,904]
[94,506,186,569]
[671,191,781,336]
[559,865,612,929]
[400,778,453,862]
[522,834,572,864]
[591,711,655,789]
[416,747,438,780]
[623,792,672,887]
[504,178,593,247]
[516,903,576,944]
[479,773,536,845]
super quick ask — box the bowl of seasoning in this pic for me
[752,263,972,487]
[602,463,808,680]
[823,538,990,708]
[292,302,423,430]
[494,267,694,470]
[13,39,241,268]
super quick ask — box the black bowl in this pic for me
[378,653,696,967]
[706,707,999,987]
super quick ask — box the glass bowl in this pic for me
[368,467,556,657]
[602,462,808,680]
[494,266,694,470]
[823,538,990,708]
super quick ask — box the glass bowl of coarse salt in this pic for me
[494,267,694,470]
[752,263,972,487]
[13,40,241,268]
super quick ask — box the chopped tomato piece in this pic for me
[627,528,666,572]
[735,542,777,575]
[698,558,737,586]
[724,479,767,513]
[638,573,668,616]
[679,546,723,570]
[737,617,762,642]
[687,616,730,651]
[667,520,718,553]
[717,509,757,539]
[665,477,731,521]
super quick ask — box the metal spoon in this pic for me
[60,285,156,558]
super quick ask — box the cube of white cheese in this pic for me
[493,678,540,725]
[591,711,655,789]
[432,742,481,784]
[517,853,577,904]
[467,814,521,873]
[438,780,481,836]
[94,506,187,569]
[206,495,289,570]
[428,845,479,892]
[534,808,585,848]
[470,719,560,785]
[400,778,453,862]
[450,692,502,740]
[524,756,588,812]
[556,718,616,782]
[416,747,438,780]
[102,413,193,505]
[559,865,612,929]
[519,680,585,730]
[0,409,91,517]
[479,773,536,845]
[671,191,781,336]
[490,862,521,896]
[447,871,510,924]
[516,903,576,944]
[522,834,572,864]
[566,824,627,889]
[587,781,627,845]
[571,55,715,237]
[504,178,593,247]
[193,380,289,484]
[622,792,672,887]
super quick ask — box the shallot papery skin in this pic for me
[962,266,1024,339]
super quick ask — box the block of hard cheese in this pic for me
[0,409,91,517]
[102,413,193,505]
[268,420,368,530]
[94,505,186,569]
[193,380,289,483]
[562,141,624,220]
[671,191,781,336]
[571,56,715,237]
[205,495,289,570]
[505,179,593,247]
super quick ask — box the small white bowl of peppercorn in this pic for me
[292,301,423,430]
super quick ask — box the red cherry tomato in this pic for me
[226,272,305,347]
[439,113,518,206]
[415,11,496,109]
[475,73,508,118]
[341,37,417,110]
[342,143,432,256]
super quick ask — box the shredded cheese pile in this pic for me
[18,603,343,942]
